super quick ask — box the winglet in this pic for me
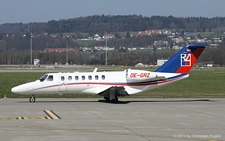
[155,43,207,74]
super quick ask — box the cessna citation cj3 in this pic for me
[11,43,207,103]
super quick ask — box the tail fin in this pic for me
[155,43,207,74]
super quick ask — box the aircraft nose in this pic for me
[11,86,22,94]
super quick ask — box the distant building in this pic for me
[154,40,169,47]
[44,48,75,53]
[33,59,40,65]
[103,33,114,39]
[94,34,102,40]
[209,44,219,48]
[157,59,168,66]
[131,29,171,37]
[135,63,149,67]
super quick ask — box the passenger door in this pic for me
[59,74,67,92]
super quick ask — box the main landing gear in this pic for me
[104,96,118,103]
[29,95,36,103]
[104,87,118,103]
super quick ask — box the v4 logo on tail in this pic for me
[11,43,207,103]
[181,53,191,66]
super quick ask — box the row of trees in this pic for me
[1,15,225,34]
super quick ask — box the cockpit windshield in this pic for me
[38,74,48,82]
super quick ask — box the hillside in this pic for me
[1,15,225,34]
[1,15,225,66]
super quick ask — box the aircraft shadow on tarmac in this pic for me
[18,99,213,104]
[98,99,212,104]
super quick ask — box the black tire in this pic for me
[29,96,36,103]
[110,97,118,103]
[104,97,110,102]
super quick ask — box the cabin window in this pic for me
[101,75,105,80]
[38,74,48,82]
[75,76,79,80]
[82,76,85,80]
[68,76,72,81]
[95,75,98,80]
[61,76,65,81]
[47,75,53,81]
[88,75,92,80]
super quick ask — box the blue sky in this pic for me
[0,0,224,24]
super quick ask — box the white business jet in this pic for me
[11,43,207,103]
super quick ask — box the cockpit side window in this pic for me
[47,75,53,81]
[39,74,48,82]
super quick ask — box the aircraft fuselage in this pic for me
[11,69,188,96]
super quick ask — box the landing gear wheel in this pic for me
[29,95,36,103]
[110,96,118,103]
[104,97,110,102]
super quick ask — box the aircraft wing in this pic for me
[98,76,167,97]
[98,86,129,97]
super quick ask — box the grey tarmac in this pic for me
[0,98,224,141]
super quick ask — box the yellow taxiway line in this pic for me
[0,110,61,120]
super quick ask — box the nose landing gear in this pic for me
[29,95,36,103]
